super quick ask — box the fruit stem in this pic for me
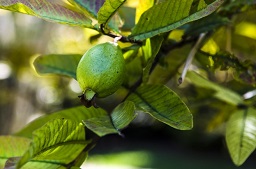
[85,89,96,101]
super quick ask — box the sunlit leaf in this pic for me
[135,0,154,23]
[15,106,107,138]
[127,84,193,130]
[33,54,82,79]
[17,119,88,168]
[0,0,94,28]
[141,36,164,83]
[129,0,225,40]
[226,107,256,166]
[187,71,243,105]
[68,0,105,18]
[0,136,30,169]
[97,0,126,24]
[85,101,136,136]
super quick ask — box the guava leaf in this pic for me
[226,108,256,166]
[97,0,126,24]
[0,136,30,169]
[68,0,105,18]
[33,54,82,79]
[186,71,243,105]
[15,106,108,138]
[16,119,88,168]
[127,84,193,130]
[118,6,136,31]
[141,36,164,83]
[129,0,225,40]
[0,0,94,28]
[184,13,230,38]
[85,101,136,136]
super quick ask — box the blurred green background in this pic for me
[0,7,256,169]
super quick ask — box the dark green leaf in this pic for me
[97,0,126,24]
[187,71,243,105]
[85,101,136,136]
[17,119,88,168]
[15,106,108,138]
[129,0,225,40]
[118,6,136,31]
[184,13,230,38]
[141,36,164,83]
[68,0,105,18]
[33,54,82,79]
[0,0,94,28]
[127,84,193,130]
[226,108,256,166]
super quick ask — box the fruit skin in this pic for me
[76,42,125,101]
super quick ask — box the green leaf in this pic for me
[0,136,30,169]
[0,0,94,28]
[85,101,136,136]
[33,54,82,79]
[187,71,243,105]
[226,108,256,166]
[15,106,108,138]
[141,36,164,83]
[97,0,126,24]
[17,119,88,168]
[127,84,193,130]
[184,13,230,38]
[68,0,105,18]
[129,0,225,40]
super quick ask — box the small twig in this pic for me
[100,24,142,44]
[178,33,207,85]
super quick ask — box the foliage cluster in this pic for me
[0,0,256,168]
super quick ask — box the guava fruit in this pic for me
[76,41,125,107]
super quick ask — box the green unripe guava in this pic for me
[76,42,125,101]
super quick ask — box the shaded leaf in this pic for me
[187,71,243,105]
[111,101,136,129]
[15,106,107,138]
[184,13,230,38]
[129,0,225,40]
[118,6,136,31]
[17,119,88,168]
[0,0,94,28]
[85,101,136,136]
[68,0,105,18]
[97,0,126,24]
[33,54,82,79]
[127,84,193,130]
[226,108,256,166]
[141,36,164,83]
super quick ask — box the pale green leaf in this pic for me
[127,84,193,130]
[15,106,108,138]
[226,108,256,166]
[142,36,164,83]
[33,54,82,79]
[0,0,94,28]
[129,0,225,40]
[17,119,88,168]
[68,0,105,18]
[187,71,243,105]
[85,101,136,136]
[97,0,126,24]
[0,136,30,169]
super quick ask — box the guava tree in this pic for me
[0,0,256,168]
